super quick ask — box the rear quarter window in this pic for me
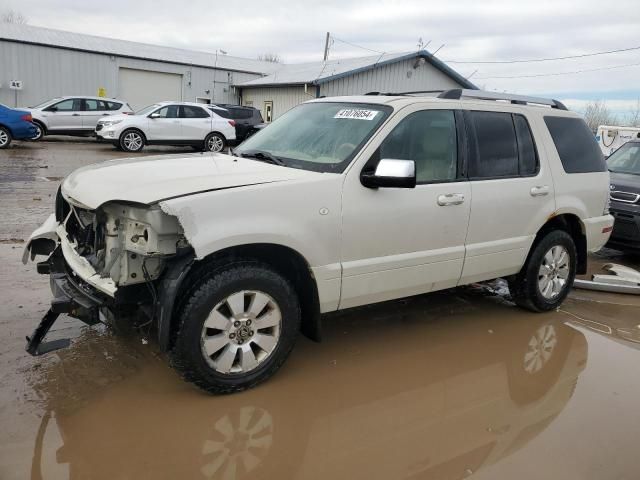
[544,116,605,173]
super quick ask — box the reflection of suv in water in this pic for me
[23,89,612,393]
[605,140,640,252]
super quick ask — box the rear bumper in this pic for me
[11,121,38,140]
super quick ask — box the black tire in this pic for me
[0,126,12,149]
[30,121,45,141]
[170,261,301,394]
[204,132,226,152]
[119,129,145,152]
[509,230,577,312]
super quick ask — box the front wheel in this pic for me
[170,262,301,394]
[30,122,45,141]
[119,129,145,152]
[509,230,577,312]
[0,126,12,149]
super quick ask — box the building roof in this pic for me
[0,23,281,75]
[235,50,477,89]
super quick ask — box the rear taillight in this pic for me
[228,120,236,127]
[21,114,32,122]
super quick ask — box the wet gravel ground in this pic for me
[1,139,640,480]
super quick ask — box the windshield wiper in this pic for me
[239,150,286,166]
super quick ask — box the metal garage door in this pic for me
[119,68,183,111]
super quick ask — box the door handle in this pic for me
[530,185,550,197]
[72,113,80,116]
[437,193,465,206]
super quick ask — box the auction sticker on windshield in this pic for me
[334,109,379,120]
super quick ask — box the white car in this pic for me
[26,96,133,140]
[95,102,236,153]
[23,89,613,394]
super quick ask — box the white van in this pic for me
[23,89,613,393]
[596,125,640,157]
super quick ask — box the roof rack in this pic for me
[438,89,568,110]
[365,90,445,96]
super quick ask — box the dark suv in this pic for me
[208,104,264,143]
[606,140,640,252]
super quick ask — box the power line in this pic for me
[474,61,640,79]
[445,45,640,64]
[331,36,385,54]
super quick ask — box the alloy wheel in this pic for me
[123,132,143,151]
[537,245,570,299]
[207,135,224,152]
[0,129,8,147]
[201,290,282,374]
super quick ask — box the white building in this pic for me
[0,24,475,119]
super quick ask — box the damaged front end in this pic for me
[24,188,191,355]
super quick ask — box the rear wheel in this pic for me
[170,262,301,394]
[509,230,577,312]
[0,126,12,149]
[119,129,145,152]
[205,132,225,152]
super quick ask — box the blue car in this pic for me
[0,103,38,149]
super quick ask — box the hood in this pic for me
[61,153,322,209]
[610,171,640,194]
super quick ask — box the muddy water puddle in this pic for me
[1,142,640,480]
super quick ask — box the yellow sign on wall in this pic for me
[97,87,106,97]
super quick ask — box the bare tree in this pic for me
[582,100,617,132]
[626,99,640,127]
[1,9,28,24]
[257,53,282,63]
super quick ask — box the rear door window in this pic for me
[513,114,539,175]
[468,111,519,178]
[544,116,606,173]
[181,105,210,118]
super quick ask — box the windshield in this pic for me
[135,104,161,116]
[607,142,640,175]
[30,99,58,109]
[234,102,392,172]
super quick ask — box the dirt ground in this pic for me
[1,139,640,480]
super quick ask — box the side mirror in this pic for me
[46,106,58,112]
[361,159,416,189]
[148,113,161,119]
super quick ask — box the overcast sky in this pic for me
[3,0,639,116]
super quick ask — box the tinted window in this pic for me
[84,99,102,111]
[379,110,457,183]
[154,105,179,118]
[209,107,231,119]
[469,111,518,178]
[544,116,606,173]
[514,115,538,175]
[105,101,122,111]
[181,105,209,118]
[235,108,253,120]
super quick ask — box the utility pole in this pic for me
[323,32,330,61]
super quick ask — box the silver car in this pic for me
[26,96,133,140]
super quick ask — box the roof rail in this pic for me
[365,90,445,96]
[438,89,568,110]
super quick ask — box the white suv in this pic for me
[26,96,133,140]
[23,89,613,393]
[95,101,236,152]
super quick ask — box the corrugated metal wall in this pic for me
[0,40,261,108]
[319,58,462,97]
[240,86,315,120]
[240,59,464,120]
